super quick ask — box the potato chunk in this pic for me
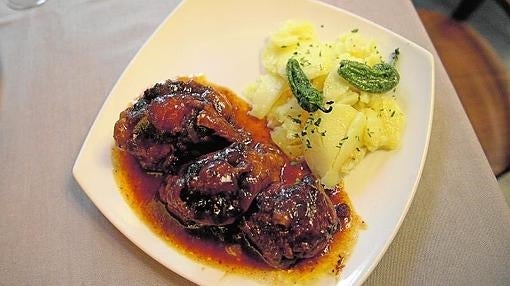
[303,103,365,186]
[362,95,405,151]
[245,74,285,119]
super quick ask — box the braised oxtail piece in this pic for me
[240,176,342,269]
[113,79,249,173]
[158,142,285,227]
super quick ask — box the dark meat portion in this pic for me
[113,79,248,173]
[240,176,340,269]
[159,142,286,227]
[114,78,352,270]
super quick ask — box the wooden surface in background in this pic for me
[418,9,510,175]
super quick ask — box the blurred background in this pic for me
[412,0,510,204]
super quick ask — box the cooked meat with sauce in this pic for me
[240,176,342,269]
[158,142,285,227]
[113,78,353,270]
[113,79,248,173]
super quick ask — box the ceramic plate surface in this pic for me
[73,0,434,285]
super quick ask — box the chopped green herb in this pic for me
[351,28,359,33]
[288,116,302,124]
[299,57,311,66]
[314,118,322,127]
[336,136,349,148]
[306,139,312,148]
[391,110,396,117]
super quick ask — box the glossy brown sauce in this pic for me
[112,79,361,285]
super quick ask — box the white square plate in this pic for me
[73,0,434,285]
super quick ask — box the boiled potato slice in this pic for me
[244,74,285,119]
[361,108,386,151]
[303,103,360,184]
[340,146,367,173]
[292,42,336,79]
[323,68,358,105]
[262,20,338,79]
[334,32,382,66]
[361,95,405,151]
[321,112,366,187]
[271,125,303,158]
[267,97,306,158]
[266,96,304,127]
[367,95,405,149]
[263,41,336,79]
[262,21,317,77]
[262,45,300,77]
[269,20,316,48]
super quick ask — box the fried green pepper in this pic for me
[337,49,400,93]
[286,58,332,113]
